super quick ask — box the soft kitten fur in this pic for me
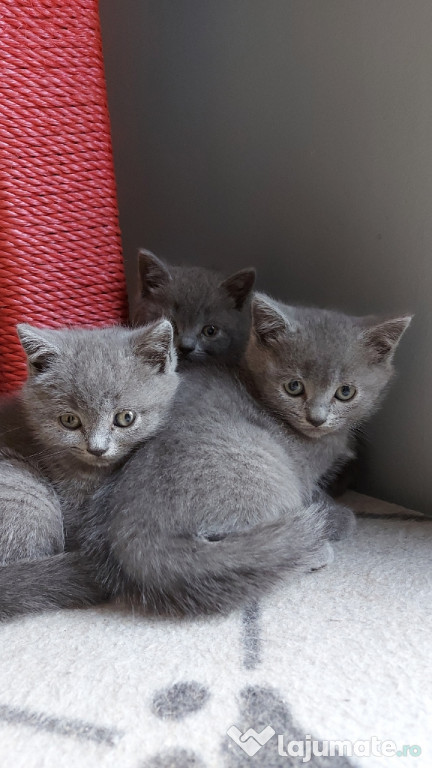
[131,253,406,497]
[130,249,256,364]
[241,294,412,495]
[0,359,334,619]
[0,449,64,565]
[0,298,411,620]
[0,320,178,559]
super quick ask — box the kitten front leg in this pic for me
[0,450,64,565]
[309,540,335,570]
[326,499,356,541]
[312,487,356,542]
[327,498,356,542]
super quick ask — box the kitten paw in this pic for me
[327,504,356,541]
[309,541,334,571]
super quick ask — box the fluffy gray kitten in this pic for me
[0,296,411,620]
[0,365,334,619]
[242,294,412,497]
[130,249,256,364]
[0,320,178,560]
[131,255,406,498]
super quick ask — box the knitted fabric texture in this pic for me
[0,0,128,394]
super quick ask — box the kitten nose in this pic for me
[87,446,107,457]
[178,338,196,355]
[307,415,327,427]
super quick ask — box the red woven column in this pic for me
[0,0,128,394]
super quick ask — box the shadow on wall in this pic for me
[100,0,431,514]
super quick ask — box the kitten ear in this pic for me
[359,315,413,362]
[220,268,256,309]
[137,249,172,297]
[251,295,289,345]
[16,324,61,374]
[129,319,176,373]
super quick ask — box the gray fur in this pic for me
[244,295,411,448]
[0,449,63,564]
[130,249,255,365]
[0,321,178,557]
[0,551,105,620]
[73,364,334,616]
[71,364,336,615]
[89,295,409,616]
[0,295,411,620]
[241,294,412,536]
[0,363,333,620]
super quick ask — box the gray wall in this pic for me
[100,1,431,514]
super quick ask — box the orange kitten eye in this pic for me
[202,325,218,337]
[284,380,305,397]
[335,385,356,401]
[59,413,81,430]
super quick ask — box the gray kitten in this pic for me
[242,294,412,502]
[0,299,411,620]
[130,249,256,364]
[132,255,402,502]
[0,365,334,619]
[0,320,178,560]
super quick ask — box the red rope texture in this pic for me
[0,0,128,394]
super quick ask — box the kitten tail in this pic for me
[113,500,332,616]
[0,552,104,620]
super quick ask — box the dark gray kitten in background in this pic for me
[130,249,256,364]
[0,320,178,563]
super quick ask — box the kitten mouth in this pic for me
[179,351,207,363]
[300,424,335,439]
[80,453,115,466]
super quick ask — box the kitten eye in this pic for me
[202,325,218,337]
[114,410,136,428]
[284,380,305,397]
[59,413,82,430]
[335,384,357,401]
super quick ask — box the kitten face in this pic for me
[245,294,412,439]
[130,249,256,364]
[17,321,178,467]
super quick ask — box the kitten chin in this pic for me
[72,450,121,468]
[294,423,339,440]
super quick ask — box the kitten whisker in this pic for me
[24,447,73,461]
[0,425,28,438]
[350,423,370,442]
